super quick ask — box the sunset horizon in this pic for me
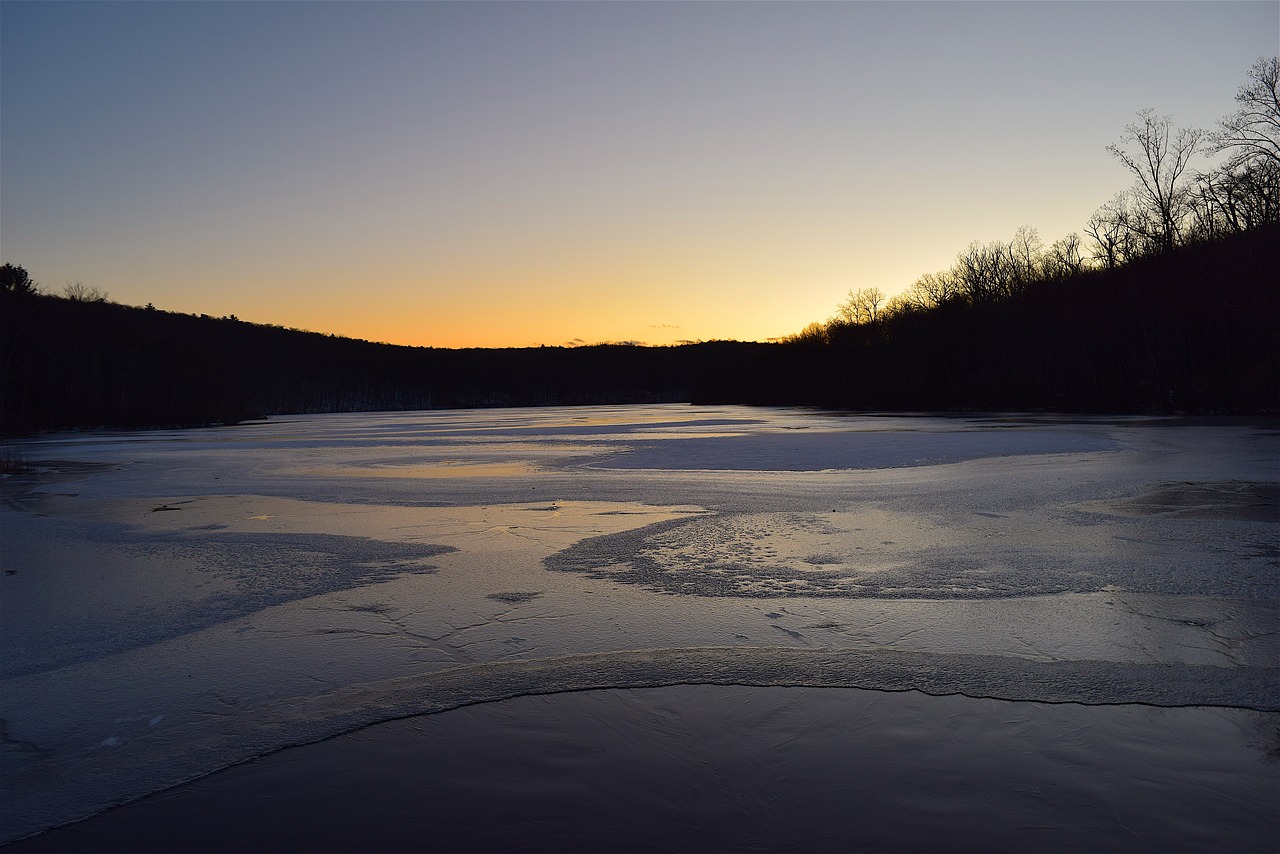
[3,1,1276,349]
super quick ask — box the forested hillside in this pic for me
[787,223,1278,413]
[776,57,1280,414]
[0,291,804,434]
[1,221,1275,435]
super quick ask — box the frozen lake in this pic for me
[2,405,1277,850]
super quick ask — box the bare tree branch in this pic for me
[1209,56,1280,170]
[1106,109,1204,250]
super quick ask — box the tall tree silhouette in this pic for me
[1210,56,1280,171]
[835,287,886,324]
[1191,57,1280,237]
[1107,109,1204,251]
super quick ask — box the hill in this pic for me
[1,224,1276,435]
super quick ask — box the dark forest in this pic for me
[2,220,1275,436]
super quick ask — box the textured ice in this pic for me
[1,405,1277,844]
[1,515,452,679]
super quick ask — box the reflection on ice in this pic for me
[1,405,1276,846]
[8,687,1276,854]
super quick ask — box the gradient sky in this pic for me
[2,2,1276,348]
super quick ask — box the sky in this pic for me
[2,2,1276,349]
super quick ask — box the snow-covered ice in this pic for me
[1,405,1276,846]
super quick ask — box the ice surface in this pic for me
[1,405,1276,844]
[8,687,1276,854]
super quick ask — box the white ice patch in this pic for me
[2,406,1275,844]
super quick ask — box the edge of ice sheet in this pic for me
[4,645,1277,845]
[581,428,1121,472]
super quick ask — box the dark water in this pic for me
[7,685,1277,853]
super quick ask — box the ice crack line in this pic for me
[3,646,1276,848]
[1110,594,1274,663]
[266,646,1280,728]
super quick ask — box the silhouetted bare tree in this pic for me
[1107,109,1204,251]
[1188,57,1280,238]
[1188,161,1280,237]
[62,281,109,302]
[1085,192,1149,268]
[780,321,829,345]
[908,270,963,308]
[1007,225,1044,289]
[1210,56,1280,171]
[1046,233,1085,277]
[835,287,886,324]
[954,233,1040,303]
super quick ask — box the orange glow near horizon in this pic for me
[190,264,851,350]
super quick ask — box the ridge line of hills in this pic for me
[1,223,1276,436]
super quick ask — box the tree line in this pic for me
[792,57,1279,342]
[0,285,810,434]
[761,58,1279,413]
